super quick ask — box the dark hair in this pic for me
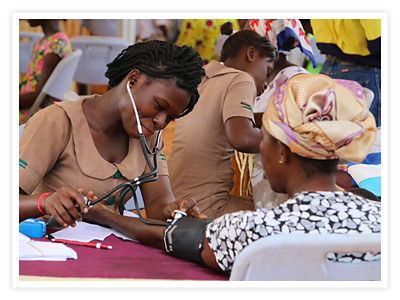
[282,36,296,50]
[295,154,339,178]
[105,40,205,117]
[220,30,278,62]
[220,21,233,35]
[267,133,338,178]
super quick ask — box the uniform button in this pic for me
[106,197,116,205]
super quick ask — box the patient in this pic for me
[83,74,380,272]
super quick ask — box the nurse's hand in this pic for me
[163,197,208,220]
[41,186,89,228]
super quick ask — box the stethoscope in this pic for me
[49,81,184,227]
[85,81,176,226]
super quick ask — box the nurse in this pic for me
[19,40,206,227]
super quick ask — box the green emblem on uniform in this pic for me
[19,158,27,169]
[106,197,116,205]
[240,101,253,112]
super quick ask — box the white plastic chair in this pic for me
[229,233,381,281]
[19,31,44,73]
[87,19,119,36]
[363,87,375,110]
[26,48,83,121]
[70,36,130,86]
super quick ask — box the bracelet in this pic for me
[37,192,51,215]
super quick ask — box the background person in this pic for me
[167,30,277,218]
[136,19,169,42]
[19,19,71,124]
[310,19,381,127]
[248,18,316,209]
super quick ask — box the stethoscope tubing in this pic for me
[87,83,166,224]
[48,82,167,227]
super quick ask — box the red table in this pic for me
[19,234,229,280]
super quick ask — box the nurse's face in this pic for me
[247,52,274,96]
[122,75,190,139]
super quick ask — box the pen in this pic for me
[47,235,112,249]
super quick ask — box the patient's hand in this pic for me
[78,189,116,226]
[82,202,116,227]
[162,197,208,220]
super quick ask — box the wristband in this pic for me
[37,192,51,215]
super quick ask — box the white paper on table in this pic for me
[19,233,77,261]
[50,210,140,243]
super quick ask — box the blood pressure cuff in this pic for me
[163,217,212,264]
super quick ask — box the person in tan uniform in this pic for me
[167,30,277,218]
[19,40,206,231]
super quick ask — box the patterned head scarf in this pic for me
[249,19,317,68]
[262,74,377,162]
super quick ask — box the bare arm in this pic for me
[225,116,262,153]
[83,204,166,249]
[139,175,207,220]
[254,112,263,128]
[83,203,221,270]
[19,186,88,227]
[139,175,175,220]
[19,188,47,221]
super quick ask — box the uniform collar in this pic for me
[205,60,243,78]
[55,98,154,180]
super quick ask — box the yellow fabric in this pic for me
[176,19,239,64]
[262,74,377,162]
[310,19,381,56]
[233,151,254,197]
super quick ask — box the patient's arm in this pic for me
[83,203,221,270]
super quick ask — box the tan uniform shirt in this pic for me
[19,98,168,204]
[168,61,256,218]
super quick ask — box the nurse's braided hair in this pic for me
[105,40,205,117]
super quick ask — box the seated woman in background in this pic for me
[19,40,206,227]
[82,74,380,273]
[19,19,71,124]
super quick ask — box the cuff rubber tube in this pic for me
[163,217,212,264]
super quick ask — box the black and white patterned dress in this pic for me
[205,191,381,272]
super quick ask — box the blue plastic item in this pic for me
[347,152,381,187]
[19,218,46,238]
[359,177,381,198]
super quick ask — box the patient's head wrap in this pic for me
[262,74,377,162]
[249,19,317,68]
